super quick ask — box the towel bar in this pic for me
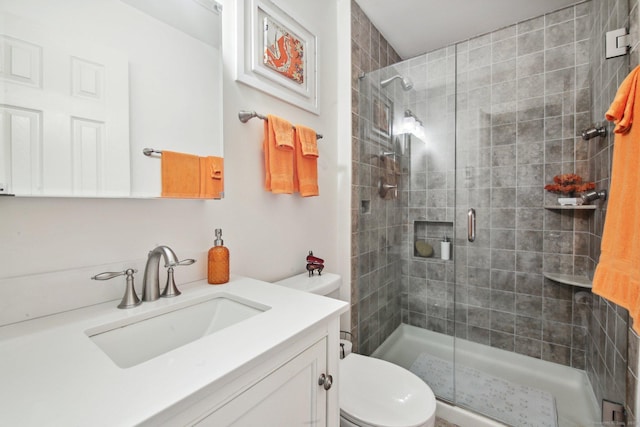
[238,110,323,139]
[143,148,163,156]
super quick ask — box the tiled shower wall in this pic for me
[587,0,638,417]
[350,0,403,354]
[399,3,596,369]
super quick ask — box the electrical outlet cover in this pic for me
[602,399,625,424]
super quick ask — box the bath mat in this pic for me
[410,353,558,427]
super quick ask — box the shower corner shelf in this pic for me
[543,272,592,289]
[543,204,596,210]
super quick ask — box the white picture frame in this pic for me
[236,0,319,114]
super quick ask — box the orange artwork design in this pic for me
[263,17,304,84]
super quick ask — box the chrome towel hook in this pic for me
[581,126,606,140]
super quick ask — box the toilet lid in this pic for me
[339,354,436,427]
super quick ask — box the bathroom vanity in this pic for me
[0,276,347,425]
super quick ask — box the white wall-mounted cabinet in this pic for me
[1,23,130,197]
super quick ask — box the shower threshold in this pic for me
[371,324,600,427]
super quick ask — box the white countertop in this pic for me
[0,275,348,426]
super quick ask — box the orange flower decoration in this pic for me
[545,174,595,195]
[553,173,582,184]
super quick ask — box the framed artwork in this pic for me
[236,0,319,114]
[368,89,393,144]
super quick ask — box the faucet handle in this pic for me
[91,269,137,281]
[161,267,181,298]
[92,268,142,309]
[160,259,195,298]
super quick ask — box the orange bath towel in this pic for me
[161,150,201,198]
[200,156,224,199]
[264,115,295,194]
[294,125,319,197]
[592,65,640,333]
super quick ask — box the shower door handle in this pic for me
[468,208,476,242]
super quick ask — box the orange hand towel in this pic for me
[299,128,319,157]
[270,114,295,150]
[199,156,224,199]
[592,65,640,333]
[264,115,295,194]
[161,150,201,198]
[294,124,319,197]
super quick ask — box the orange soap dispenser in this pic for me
[208,228,229,284]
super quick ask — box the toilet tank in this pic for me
[273,272,341,299]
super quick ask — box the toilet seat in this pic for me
[339,353,436,427]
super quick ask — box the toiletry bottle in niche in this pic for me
[440,236,451,261]
[208,229,229,284]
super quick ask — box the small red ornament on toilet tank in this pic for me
[306,251,324,276]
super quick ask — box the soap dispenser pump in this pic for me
[208,229,230,284]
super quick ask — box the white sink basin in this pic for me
[86,294,269,368]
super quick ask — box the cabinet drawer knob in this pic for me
[324,374,333,390]
[318,373,333,390]
[318,373,326,386]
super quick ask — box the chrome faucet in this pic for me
[142,245,195,301]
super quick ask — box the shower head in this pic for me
[380,75,413,91]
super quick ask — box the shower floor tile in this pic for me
[411,352,557,427]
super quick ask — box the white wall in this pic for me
[0,0,352,326]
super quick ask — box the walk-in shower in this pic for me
[352,2,620,426]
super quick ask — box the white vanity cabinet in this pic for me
[197,337,328,426]
[143,315,342,427]
[0,278,347,426]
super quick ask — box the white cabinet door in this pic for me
[196,338,328,427]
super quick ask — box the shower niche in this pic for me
[413,220,453,260]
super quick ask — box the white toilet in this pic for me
[274,273,436,427]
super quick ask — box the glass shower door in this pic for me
[401,48,458,404]
[452,26,560,425]
[452,39,500,417]
[355,52,458,398]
